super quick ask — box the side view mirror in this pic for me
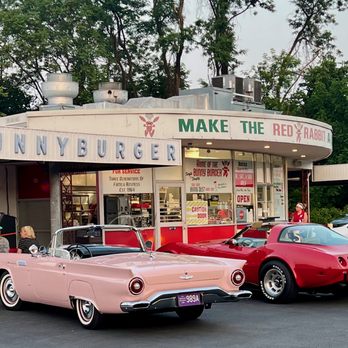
[29,244,39,256]
[145,240,153,250]
[39,246,48,254]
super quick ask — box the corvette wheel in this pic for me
[76,299,103,329]
[0,272,23,310]
[175,305,204,320]
[260,261,297,303]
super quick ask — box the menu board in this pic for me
[184,158,232,193]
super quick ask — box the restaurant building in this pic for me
[0,74,332,249]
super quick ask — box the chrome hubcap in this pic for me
[81,301,93,320]
[2,276,18,305]
[263,269,285,297]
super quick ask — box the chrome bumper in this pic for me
[120,287,252,313]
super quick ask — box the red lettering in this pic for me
[273,123,280,135]
[193,168,206,176]
[237,195,250,203]
[207,169,222,176]
[273,123,293,137]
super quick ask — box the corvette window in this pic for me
[279,225,348,245]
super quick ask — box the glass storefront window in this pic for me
[101,168,154,228]
[234,152,254,223]
[159,186,182,223]
[184,148,233,225]
[272,156,285,220]
[256,154,285,220]
[61,172,97,227]
[186,193,233,225]
[257,184,273,218]
[104,194,153,227]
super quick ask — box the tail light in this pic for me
[231,269,245,286]
[338,257,347,267]
[129,277,144,295]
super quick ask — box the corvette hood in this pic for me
[83,252,245,285]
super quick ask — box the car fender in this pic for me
[258,256,299,286]
[68,280,98,310]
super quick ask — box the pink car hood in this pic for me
[80,252,246,285]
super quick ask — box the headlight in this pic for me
[231,269,245,286]
[129,277,145,295]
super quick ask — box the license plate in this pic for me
[177,293,202,307]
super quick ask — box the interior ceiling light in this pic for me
[206,141,213,145]
[264,145,270,149]
[300,154,306,158]
[292,149,298,152]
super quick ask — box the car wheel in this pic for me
[260,261,297,303]
[76,299,103,329]
[0,272,23,310]
[175,305,204,320]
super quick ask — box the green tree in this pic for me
[255,0,347,112]
[149,0,194,97]
[300,59,348,164]
[0,0,151,104]
[0,79,32,115]
[196,0,274,76]
[292,59,348,210]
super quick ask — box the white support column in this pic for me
[49,164,61,235]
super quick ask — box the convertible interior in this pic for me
[50,225,148,260]
[65,244,143,259]
[232,237,267,248]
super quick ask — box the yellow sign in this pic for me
[186,201,208,225]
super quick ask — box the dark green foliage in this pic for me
[299,59,348,164]
[0,80,32,115]
[197,0,274,76]
[310,206,346,225]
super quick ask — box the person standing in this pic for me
[17,226,40,254]
[291,203,308,223]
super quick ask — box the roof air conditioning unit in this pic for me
[212,74,245,103]
[93,82,128,104]
[243,78,262,104]
[211,76,224,88]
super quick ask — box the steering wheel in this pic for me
[66,244,93,260]
[240,238,254,247]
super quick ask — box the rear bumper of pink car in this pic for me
[120,287,252,313]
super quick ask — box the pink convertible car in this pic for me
[0,225,251,329]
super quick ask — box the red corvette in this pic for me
[158,223,348,303]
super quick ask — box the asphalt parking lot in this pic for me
[1,293,347,348]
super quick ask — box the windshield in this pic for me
[279,225,348,246]
[53,225,145,250]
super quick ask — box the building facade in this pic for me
[0,74,332,249]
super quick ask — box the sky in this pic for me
[183,0,348,87]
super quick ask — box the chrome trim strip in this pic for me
[120,288,252,313]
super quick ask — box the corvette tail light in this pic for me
[231,269,245,286]
[338,257,347,267]
[129,277,144,295]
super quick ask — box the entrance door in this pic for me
[155,182,186,249]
